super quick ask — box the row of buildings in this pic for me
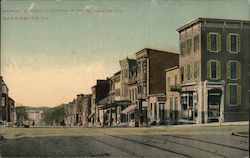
[0,76,16,126]
[64,18,249,127]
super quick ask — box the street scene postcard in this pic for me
[0,0,249,157]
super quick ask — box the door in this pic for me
[208,89,222,122]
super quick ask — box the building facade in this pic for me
[135,48,179,125]
[0,76,16,125]
[83,94,91,126]
[89,80,110,126]
[165,66,181,125]
[119,58,137,125]
[177,18,250,123]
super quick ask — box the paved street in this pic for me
[0,125,249,157]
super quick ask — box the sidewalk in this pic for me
[150,121,249,129]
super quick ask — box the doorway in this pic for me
[208,89,222,123]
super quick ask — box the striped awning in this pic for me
[121,104,137,115]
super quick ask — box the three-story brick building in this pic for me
[176,18,249,124]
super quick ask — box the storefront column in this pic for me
[220,81,225,124]
[204,81,208,123]
[197,82,203,124]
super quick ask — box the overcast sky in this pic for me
[1,0,249,107]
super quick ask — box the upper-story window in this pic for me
[211,34,217,51]
[186,38,192,54]
[180,38,192,56]
[211,61,217,79]
[174,75,178,85]
[226,61,241,80]
[124,69,128,78]
[231,35,237,52]
[167,77,171,91]
[227,84,241,106]
[227,33,240,53]
[115,89,120,96]
[114,75,120,83]
[142,61,147,79]
[230,61,237,79]
[187,64,191,80]
[207,60,221,80]
[194,62,199,79]
[138,85,142,94]
[193,35,199,52]
[207,33,221,52]
[180,41,185,56]
[181,66,184,82]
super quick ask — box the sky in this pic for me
[1,0,249,107]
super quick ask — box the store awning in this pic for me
[121,104,137,115]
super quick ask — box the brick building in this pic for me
[135,48,179,125]
[89,80,109,126]
[176,18,249,123]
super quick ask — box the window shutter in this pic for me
[197,62,199,78]
[237,85,241,105]
[217,34,221,52]
[216,61,221,79]
[237,34,241,52]
[226,84,230,104]
[226,61,230,79]
[207,33,211,52]
[237,62,241,80]
[226,34,230,52]
[190,63,193,79]
[183,66,186,82]
[207,61,211,79]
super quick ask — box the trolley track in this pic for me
[104,134,191,157]
[162,134,249,152]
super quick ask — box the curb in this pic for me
[232,132,249,138]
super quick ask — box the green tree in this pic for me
[42,104,66,126]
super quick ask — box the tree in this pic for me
[16,106,28,126]
[42,104,66,126]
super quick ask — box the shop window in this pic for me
[174,97,178,111]
[170,98,173,118]
[154,103,157,119]
[150,103,153,116]
[181,96,187,110]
